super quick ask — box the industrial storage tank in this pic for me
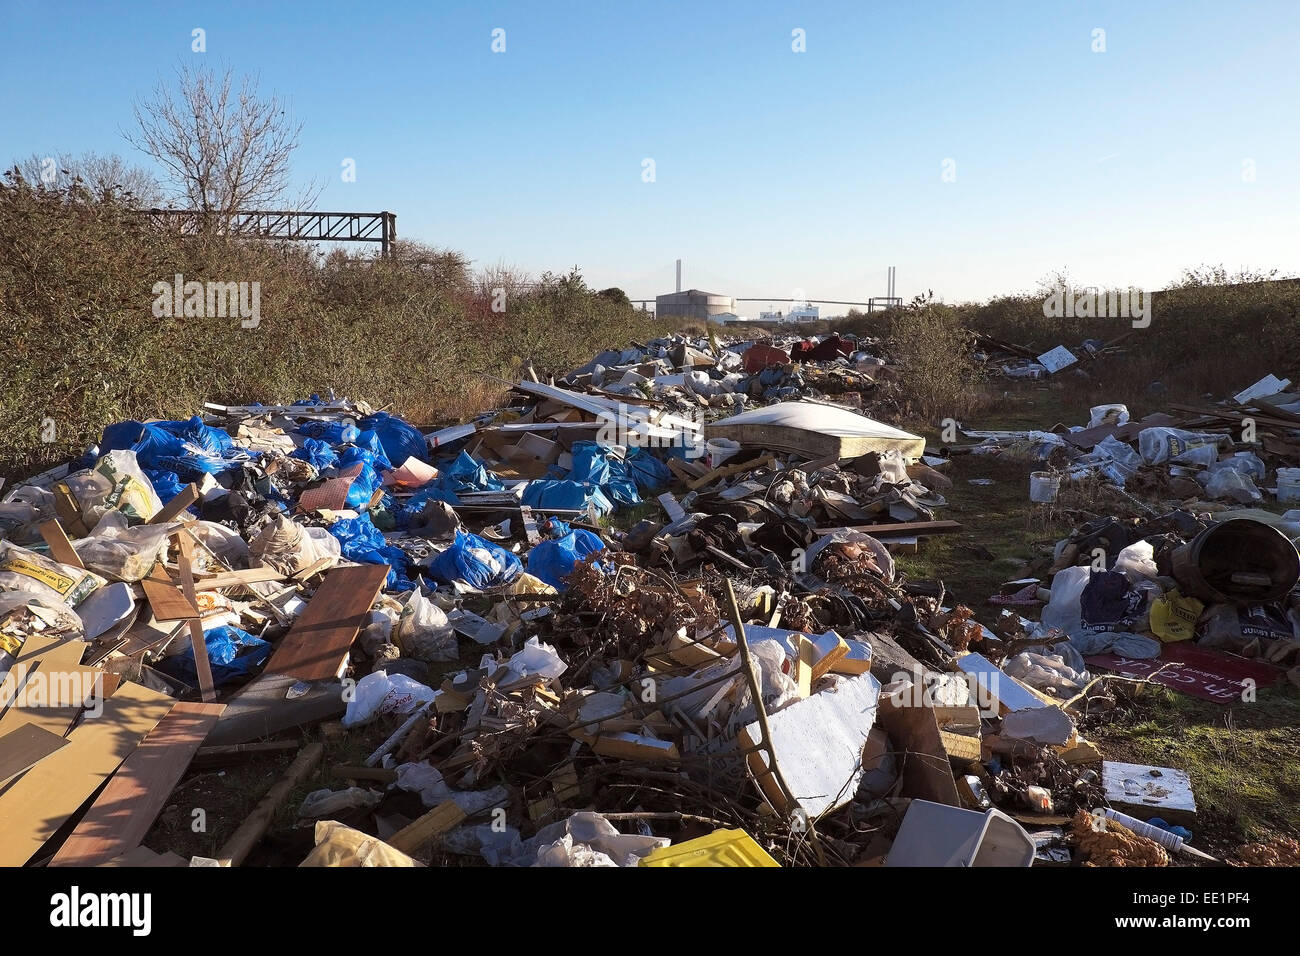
[654,289,736,322]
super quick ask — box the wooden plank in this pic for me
[147,483,199,525]
[667,456,709,483]
[36,519,84,569]
[291,556,335,582]
[385,799,466,854]
[939,729,983,761]
[140,563,200,622]
[0,724,70,785]
[592,732,680,763]
[50,701,225,866]
[52,483,89,537]
[875,696,963,807]
[175,534,216,703]
[265,564,389,683]
[191,740,301,766]
[193,567,286,590]
[0,638,95,740]
[519,505,541,546]
[657,492,686,523]
[794,636,815,698]
[202,673,345,747]
[0,680,174,866]
[812,519,963,536]
[217,742,324,866]
[688,454,776,490]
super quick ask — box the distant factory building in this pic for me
[655,289,736,322]
[758,303,820,324]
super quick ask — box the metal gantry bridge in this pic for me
[141,209,397,254]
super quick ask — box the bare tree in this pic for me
[127,63,318,216]
[10,151,163,205]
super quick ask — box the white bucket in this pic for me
[1277,467,1300,502]
[705,438,742,469]
[1029,471,1060,503]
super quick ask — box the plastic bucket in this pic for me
[1170,518,1300,605]
[1029,471,1060,503]
[1277,467,1300,502]
[705,438,741,469]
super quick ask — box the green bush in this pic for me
[0,180,677,480]
[889,292,984,421]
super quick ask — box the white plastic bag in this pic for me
[1040,565,1091,637]
[395,589,457,662]
[341,670,437,727]
[503,636,568,681]
[74,512,172,582]
[1112,540,1159,583]
[1088,404,1130,428]
[1204,467,1262,503]
[92,450,163,523]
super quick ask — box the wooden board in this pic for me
[0,724,69,785]
[36,519,84,569]
[874,696,963,807]
[147,483,199,525]
[0,680,174,867]
[812,519,963,537]
[50,701,225,866]
[1102,761,1197,824]
[202,673,346,747]
[0,638,95,740]
[175,534,217,703]
[265,564,389,682]
[193,567,287,590]
[141,563,200,622]
[386,800,466,854]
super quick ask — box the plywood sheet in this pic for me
[50,701,224,866]
[0,724,69,785]
[0,680,174,866]
[265,564,389,682]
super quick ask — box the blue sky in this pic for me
[3,0,1297,312]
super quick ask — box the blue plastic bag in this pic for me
[527,529,607,590]
[623,447,671,492]
[343,461,382,509]
[298,420,360,445]
[426,530,522,590]
[361,411,430,467]
[401,452,504,515]
[291,437,338,472]
[156,625,271,687]
[521,480,614,517]
[328,512,412,590]
[352,429,393,470]
[100,417,252,479]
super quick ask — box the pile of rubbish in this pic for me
[974,331,1135,382]
[0,333,1279,868]
[953,374,1300,508]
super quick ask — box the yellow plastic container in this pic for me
[639,829,779,867]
